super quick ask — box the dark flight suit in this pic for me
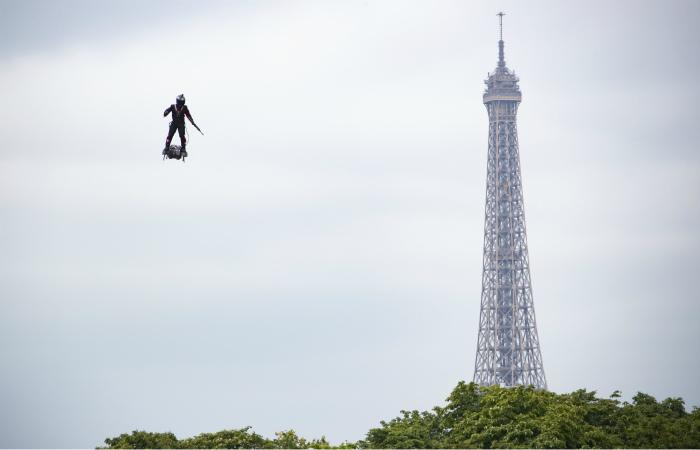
[164,104,195,149]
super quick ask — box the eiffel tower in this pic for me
[473,13,547,389]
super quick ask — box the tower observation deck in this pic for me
[473,13,547,389]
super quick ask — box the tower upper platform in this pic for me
[483,18,521,104]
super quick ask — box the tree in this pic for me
[101,382,700,449]
[101,430,178,449]
[361,382,700,448]
[179,426,268,449]
[361,409,443,448]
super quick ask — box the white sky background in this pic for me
[1,0,699,447]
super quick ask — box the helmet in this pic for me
[176,94,186,106]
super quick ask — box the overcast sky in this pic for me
[1,0,699,447]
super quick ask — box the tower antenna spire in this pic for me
[497,11,505,41]
[497,12,506,67]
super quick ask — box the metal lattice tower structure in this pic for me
[473,12,547,389]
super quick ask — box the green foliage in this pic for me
[100,427,354,449]
[361,382,700,449]
[271,429,306,449]
[102,430,178,449]
[364,409,443,449]
[100,382,700,449]
[179,426,267,449]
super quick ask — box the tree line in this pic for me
[101,381,700,448]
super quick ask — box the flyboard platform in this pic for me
[163,145,188,162]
